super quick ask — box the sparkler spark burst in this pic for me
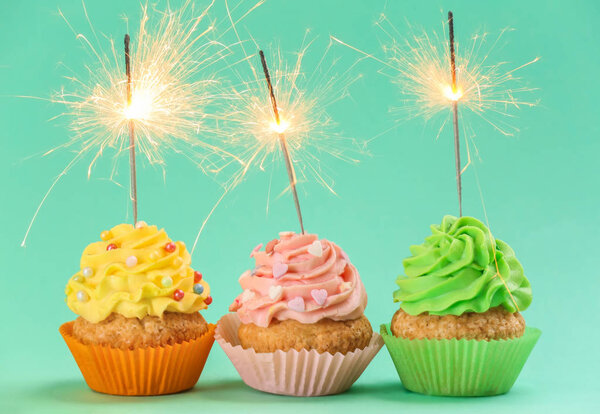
[217,32,368,197]
[22,0,236,246]
[334,14,539,139]
[377,13,539,137]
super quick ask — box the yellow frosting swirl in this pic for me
[65,223,210,323]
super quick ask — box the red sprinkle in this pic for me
[164,242,176,253]
[194,271,203,283]
[173,289,184,301]
[205,296,213,305]
[106,243,118,251]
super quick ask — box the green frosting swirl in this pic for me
[394,216,532,316]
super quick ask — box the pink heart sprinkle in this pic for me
[250,243,263,258]
[311,289,328,306]
[272,262,288,279]
[287,296,305,312]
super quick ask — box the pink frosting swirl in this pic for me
[229,232,368,327]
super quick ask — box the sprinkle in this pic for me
[279,231,294,237]
[173,257,183,267]
[135,221,147,229]
[269,285,283,301]
[73,275,84,283]
[287,296,305,312]
[106,243,118,251]
[149,251,160,261]
[76,290,89,302]
[82,267,93,278]
[194,271,203,283]
[308,240,323,257]
[193,283,204,295]
[250,243,263,257]
[173,289,184,301]
[100,231,111,241]
[205,296,213,305]
[311,289,328,306]
[126,256,138,267]
[161,276,173,287]
[265,239,279,254]
[164,242,176,253]
[272,262,288,279]
[241,289,255,302]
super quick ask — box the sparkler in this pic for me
[124,34,138,224]
[21,0,238,246]
[332,12,538,216]
[258,50,304,234]
[211,30,367,222]
[447,11,462,217]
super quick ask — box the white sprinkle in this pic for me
[76,290,89,302]
[82,267,93,278]
[126,256,138,267]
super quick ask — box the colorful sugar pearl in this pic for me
[193,283,204,295]
[100,231,111,241]
[73,275,84,283]
[82,267,93,278]
[126,256,138,267]
[173,289,184,301]
[135,221,147,229]
[164,242,176,253]
[173,257,183,267]
[76,290,89,302]
[106,243,118,251]
[194,271,203,283]
[204,296,213,305]
[161,276,173,288]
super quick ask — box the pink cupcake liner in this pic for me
[215,313,383,396]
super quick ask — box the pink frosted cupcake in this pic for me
[216,231,382,396]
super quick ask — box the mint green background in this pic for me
[1,0,599,412]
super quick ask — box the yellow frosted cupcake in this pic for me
[60,222,215,396]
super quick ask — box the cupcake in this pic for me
[382,215,541,396]
[216,231,383,396]
[60,222,215,396]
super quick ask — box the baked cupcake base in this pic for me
[239,316,372,354]
[391,307,525,341]
[217,313,383,396]
[60,320,215,396]
[381,323,541,396]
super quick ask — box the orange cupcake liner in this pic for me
[59,321,215,396]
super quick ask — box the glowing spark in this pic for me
[443,85,463,101]
[215,29,368,201]
[21,0,237,246]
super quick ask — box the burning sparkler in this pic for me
[21,0,237,246]
[211,30,367,233]
[258,50,305,233]
[333,11,539,215]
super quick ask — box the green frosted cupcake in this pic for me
[382,215,540,396]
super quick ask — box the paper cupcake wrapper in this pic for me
[60,321,215,396]
[380,323,541,396]
[216,313,383,396]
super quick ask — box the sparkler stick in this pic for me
[258,50,305,234]
[448,11,462,217]
[124,34,138,224]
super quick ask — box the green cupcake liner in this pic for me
[380,324,541,397]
